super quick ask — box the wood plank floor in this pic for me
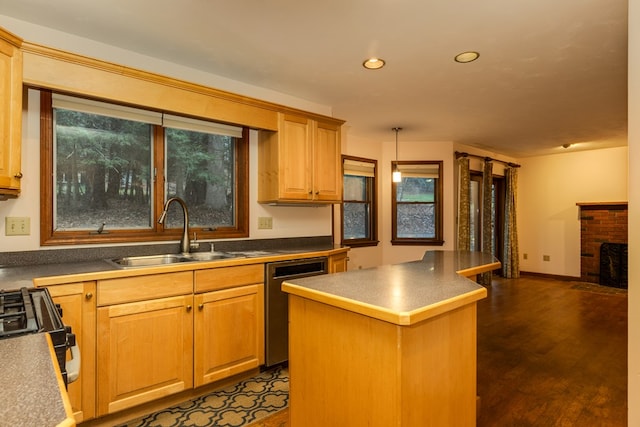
[251,275,627,426]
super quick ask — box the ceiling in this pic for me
[0,0,629,157]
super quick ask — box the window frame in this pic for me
[40,90,249,246]
[391,160,444,246]
[341,155,378,248]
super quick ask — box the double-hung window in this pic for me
[41,91,249,245]
[341,155,378,247]
[391,160,443,245]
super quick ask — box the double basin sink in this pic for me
[107,250,278,269]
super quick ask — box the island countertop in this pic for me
[282,250,499,325]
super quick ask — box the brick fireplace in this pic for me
[578,202,628,287]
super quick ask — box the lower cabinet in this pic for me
[96,267,265,416]
[97,294,194,416]
[194,284,264,387]
[44,281,97,423]
[329,251,348,273]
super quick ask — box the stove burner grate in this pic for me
[0,288,41,337]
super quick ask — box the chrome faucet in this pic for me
[158,197,191,254]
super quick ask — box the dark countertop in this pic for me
[0,334,74,426]
[282,250,498,325]
[0,246,348,291]
[0,260,115,291]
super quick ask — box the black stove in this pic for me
[0,287,76,386]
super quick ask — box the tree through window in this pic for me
[41,91,249,245]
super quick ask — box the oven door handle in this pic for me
[66,344,81,384]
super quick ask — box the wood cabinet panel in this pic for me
[97,271,193,305]
[258,113,343,204]
[97,294,194,415]
[328,252,348,273]
[194,284,264,387]
[313,120,342,202]
[0,27,23,198]
[194,264,264,293]
[45,281,97,423]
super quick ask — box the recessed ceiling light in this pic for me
[454,51,480,63]
[363,58,386,70]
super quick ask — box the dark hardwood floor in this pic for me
[251,275,627,426]
[476,276,627,426]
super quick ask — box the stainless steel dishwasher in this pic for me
[265,256,328,367]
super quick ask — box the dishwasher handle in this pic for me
[268,258,328,280]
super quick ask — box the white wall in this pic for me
[628,0,639,423]
[518,147,628,277]
[337,130,457,268]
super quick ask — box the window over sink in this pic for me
[40,91,249,245]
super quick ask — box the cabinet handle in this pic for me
[186,305,192,312]
[14,172,23,179]
[308,190,313,195]
[85,292,93,300]
[198,304,204,310]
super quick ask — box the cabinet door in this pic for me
[194,284,264,387]
[97,295,193,415]
[313,121,342,202]
[329,252,348,273]
[279,114,312,200]
[46,282,97,423]
[0,28,22,197]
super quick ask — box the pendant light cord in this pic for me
[393,127,402,161]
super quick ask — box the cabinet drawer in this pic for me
[194,264,264,292]
[97,271,193,306]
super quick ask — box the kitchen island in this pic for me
[281,250,499,427]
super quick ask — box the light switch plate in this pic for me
[6,217,31,236]
[258,216,273,229]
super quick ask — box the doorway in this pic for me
[470,172,505,272]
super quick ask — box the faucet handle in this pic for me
[190,232,200,250]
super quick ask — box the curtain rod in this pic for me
[455,151,520,168]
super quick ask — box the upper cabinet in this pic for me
[258,113,343,204]
[0,27,22,199]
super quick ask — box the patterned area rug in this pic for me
[119,367,289,427]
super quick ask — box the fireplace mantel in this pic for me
[577,201,628,209]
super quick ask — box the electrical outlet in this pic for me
[523,253,528,260]
[5,217,31,236]
[543,255,551,261]
[258,216,273,229]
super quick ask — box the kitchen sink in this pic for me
[108,254,192,268]
[107,252,244,268]
[183,252,242,261]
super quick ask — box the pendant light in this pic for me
[392,127,402,183]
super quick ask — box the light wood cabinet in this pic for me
[194,284,264,387]
[97,294,194,416]
[44,281,97,423]
[329,251,348,273]
[258,113,342,204]
[96,266,264,415]
[0,27,23,199]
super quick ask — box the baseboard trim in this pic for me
[519,271,583,282]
